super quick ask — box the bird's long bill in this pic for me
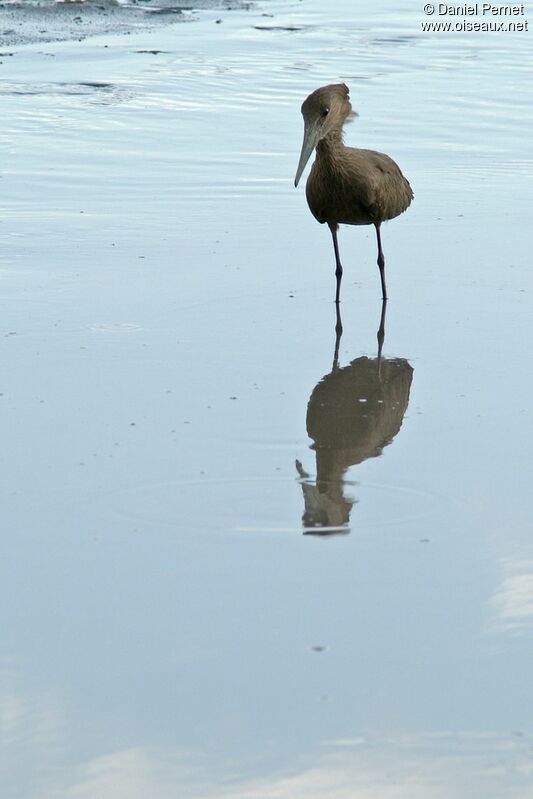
[294,121,319,187]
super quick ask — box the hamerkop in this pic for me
[294,83,413,301]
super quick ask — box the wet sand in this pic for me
[1,0,533,796]
[0,0,248,47]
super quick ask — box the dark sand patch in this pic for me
[0,0,251,46]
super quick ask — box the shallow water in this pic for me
[1,0,533,796]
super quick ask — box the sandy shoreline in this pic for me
[0,0,250,46]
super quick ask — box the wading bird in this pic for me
[294,83,413,302]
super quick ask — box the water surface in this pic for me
[1,1,533,796]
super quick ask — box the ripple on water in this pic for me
[90,322,143,334]
[99,476,445,537]
[0,81,134,105]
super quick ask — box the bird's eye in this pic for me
[322,108,329,117]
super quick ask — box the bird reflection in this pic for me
[296,302,413,535]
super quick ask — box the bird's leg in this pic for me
[328,223,343,304]
[332,303,343,373]
[377,298,387,363]
[375,223,387,300]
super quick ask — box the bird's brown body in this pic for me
[295,83,413,301]
[306,136,413,227]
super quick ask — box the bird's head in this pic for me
[294,83,356,187]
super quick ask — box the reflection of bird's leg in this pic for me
[329,223,343,304]
[377,298,387,363]
[375,223,387,300]
[332,303,343,372]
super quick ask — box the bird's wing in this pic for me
[343,148,413,221]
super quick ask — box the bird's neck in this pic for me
[316,129,345,162]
